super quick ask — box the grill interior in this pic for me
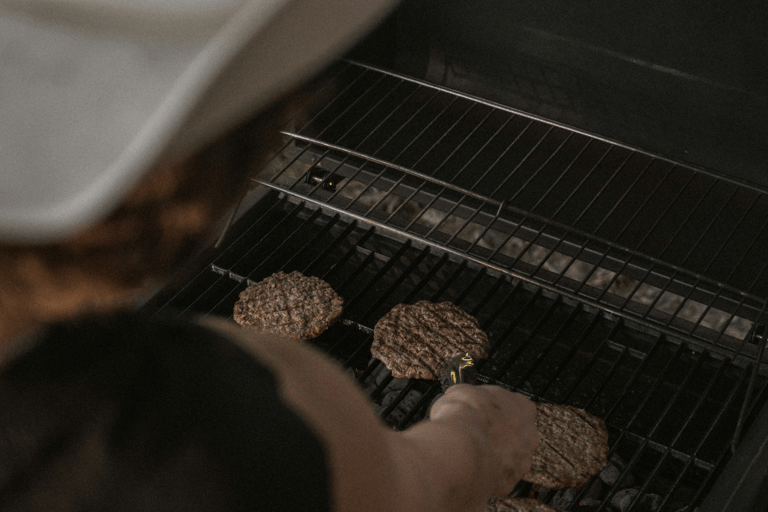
[145,61,768,511]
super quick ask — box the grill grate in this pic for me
[145,60,768,511]
[147,194,768,511]
[253,61,768,359]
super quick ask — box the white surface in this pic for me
[0,12,200,237]
[0,0,398,242]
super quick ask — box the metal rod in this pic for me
[672,183,740,267]
[362,99,472,217]
[293,61,362,134]
[385,113,516,226]
[589,155,656,236]
[466,119,536,194]
[560,320,623,404]
[494,293,563,385]
[684,366,759,508]
[465,131,574,254]
[345,59,768,193]
[725,199,768,285]
[567,149,636,229]
[266,183,759,359]
[510,302,583,390]
[603,331,666,420]
[536,312,603,398]
[699,190,761,276]
[732,323,767,452]
[483,125,557,199]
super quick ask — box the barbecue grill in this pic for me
[143,2,768,511]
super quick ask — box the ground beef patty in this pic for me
[371,301,489,380]
[233,271,343,340]
[523,403,609,489]
[487,497,563,512]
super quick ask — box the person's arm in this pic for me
[203,318,539,512]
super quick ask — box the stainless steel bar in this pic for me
[732,322,767,452]
[725,202,768,285]
[281,212,344,270]
[480,280,524,351]
[646,351,707,438]
[292,83,428,201]
[186,198,307,315]
[582,343,630,410]
[560,320,623,404]
[699,191,761,275]
[483,139,595,271]
[494,292,562,366]
[345,60,768,193]
[652,358,732,510]
[685,368,757,507]
[620,343,686,431]
[302,219,361,277]
[338,240,414,307]
[317,225,376,281]
[567,149,635,229]
[465,131,574,255]
[485,288,545,381]
[549,160,676,293]
[302,84,432,203]
[484,126,557,199]
[589,156,656,236]
[536,312,602,398]
[363,100,473,217]
[604,331,666,419]
[509,302,583,390]
[746,239,768,295]
[384,110,510,225]
[269,186,759,359]
[311,70,388,142]
[465,119,536,195]
[669,184,740,266]
[615,163,681,245]
[202,206,328,316]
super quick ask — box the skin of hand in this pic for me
[427,385,540,498]
[204,318,539,512]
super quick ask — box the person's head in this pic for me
[0,0,398,342]
[0,100,289,341]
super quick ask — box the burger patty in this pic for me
[371,301,489,380]
[523,403,609,489]
[233,271,343,340]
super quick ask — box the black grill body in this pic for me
[146,3,768,510]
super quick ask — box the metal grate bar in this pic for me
[274,62,768,336]
[686,369,759,507]
[510,302,584,389]
[560,317,624,404]
[145,193,768,511]
[145,58,768,511]
[527,309,603,399]
[259,178,768,368]
[383,110,508,226]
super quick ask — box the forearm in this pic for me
[202,317,533,512]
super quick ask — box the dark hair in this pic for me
[0,98,292,331]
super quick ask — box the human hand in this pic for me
[429,384,539,496]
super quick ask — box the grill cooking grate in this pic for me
[148,194,767,511]
[254,61,768,359]
[146,61,768,511]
